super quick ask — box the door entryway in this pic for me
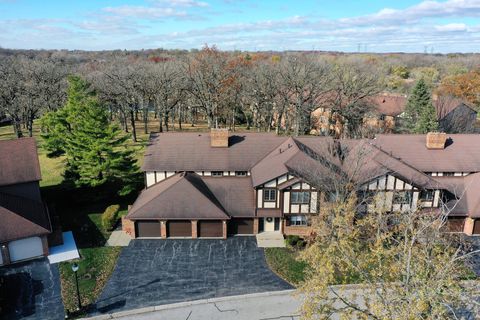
[262,217,281,232]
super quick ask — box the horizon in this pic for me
[1,0,479,53]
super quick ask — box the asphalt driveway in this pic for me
[0,258,65,320]
[94,237,293,314]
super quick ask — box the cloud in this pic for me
[150,0,209,7]
[435,22,468,31]
[103,5,187,19]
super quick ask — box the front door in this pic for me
[274,218,280,231]
[258,218,264,232]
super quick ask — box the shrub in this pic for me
[102,204,120,231]
[285,235,300,247]
[296,240,305,249]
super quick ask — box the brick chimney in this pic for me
[426,132,447,150]
[210,128,229,147]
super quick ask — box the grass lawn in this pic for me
[265,247,309,286]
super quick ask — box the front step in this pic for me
[256,232,285,248]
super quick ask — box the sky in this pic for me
[0,0,479,52]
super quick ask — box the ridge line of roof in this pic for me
[127,173,185,217]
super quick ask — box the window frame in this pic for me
[291,191,311,204]
[235,171,247,176]
[393,191,411,205]
[420,190,435,201]
[211,171,224,177]
[289,215,308,226]
[263,188,277,202]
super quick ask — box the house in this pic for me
[312,94,477,135]
[123,129,480,239]
[435,96,478,133]
[0,138,52,266]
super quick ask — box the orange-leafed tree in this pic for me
[437,70,480,108]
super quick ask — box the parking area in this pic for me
[0,258,64,320]
[94,237,293,314]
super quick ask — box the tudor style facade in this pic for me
[123,130,480,240]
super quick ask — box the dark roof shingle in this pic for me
[0,138,41,187]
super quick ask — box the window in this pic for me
[289,215,308,226]
[420,190,435,201]
[393,191,411,205]
[235,171,247,176]
[379,114,386,121]
[291,192,310,204]
[324,191,339,203]
[263,189,276,202]
[359,190,376,204]
[443,172,455,177]
[211,171,223,177]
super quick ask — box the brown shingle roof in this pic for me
[373,134,480,173]
[250,137,300,187]
[0,192,50,242]
[127,173,230,220]
[435,173,480,218]
[0,138,41,187]
[203,176,255,217]
[368,94,407,117]
[434,95,477,120]
[142,132,285,172]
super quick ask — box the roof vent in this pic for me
[426,132,447,150]
[210,128,229,148]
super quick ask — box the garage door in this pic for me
[446,218,465,232]
[474,219,480,235]
[198,221,223,238]
[8,237,43,262]
[168,221,191,237]
[228,218,254,235]
[136,221,161,237]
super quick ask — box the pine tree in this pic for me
[402,78,438,133]
[41,75,140,195]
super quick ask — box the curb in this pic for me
[82,289,297,319]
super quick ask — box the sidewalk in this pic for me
[84,290,301,320]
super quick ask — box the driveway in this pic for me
[94,237,293,314]
[0,258,65,320]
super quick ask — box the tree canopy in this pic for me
[41,75,140,195]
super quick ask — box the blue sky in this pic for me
[0,0,479,52]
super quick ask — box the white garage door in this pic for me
[8,237,44,262]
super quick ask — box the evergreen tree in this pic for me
[41,75,139,195]
[402,78,438,133]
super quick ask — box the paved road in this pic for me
[87,290,301,320]
[93,237,292,315]
[0,258,65,320]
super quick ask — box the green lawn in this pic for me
[265,247,309,286]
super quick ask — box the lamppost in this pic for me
[71,263,81,311]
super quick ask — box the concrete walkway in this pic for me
[106,230,131,247]
[84,290,301,320]
[256,232,286,248]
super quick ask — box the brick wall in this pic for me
[122,217,136,238]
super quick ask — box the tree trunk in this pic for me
[164,112,169,132]
[130,110,137,142]
[143,106,148,134]
[13,117,23,138]
[178,106,183,131]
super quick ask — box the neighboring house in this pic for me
[312,93,477,135]
[123,130,480,239]
[435,96,478,133]
[0,138,52,266]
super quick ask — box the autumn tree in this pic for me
[438,70,480,109]
[300,194,477,319]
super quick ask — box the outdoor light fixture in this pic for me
[71,262,82,311]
